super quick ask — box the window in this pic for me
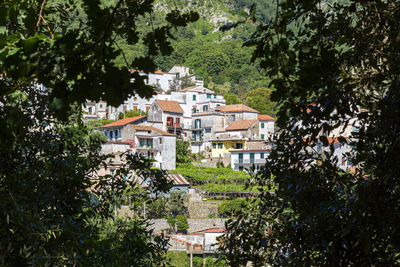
[205,128,211,133]
[193,94,196,101]
[195,119,201,129]
[146,106,150,112]
[231,115,235,121]
[250,153,255,163]
[235,143,243,149]
[134,97,137,101]
[159,138,162,144]
[114,130,118,139]
[110,131,113,139]
[261,122,265,128]
[342,157,346,165]
[260,153,264,159]
[193,107,197,113]
[207,94,211,99]
[218,143,223,149]
[203,105,208,112]
[133,106,138,111]
[214,94,216,99]
[239,166,244,171]
[212,143,216,149]
[123,105,127,112]
[175,117,180,127]
[156,79,160,84]
[99,104,103,108]
[167,117,174,127]
[261,134,265,139]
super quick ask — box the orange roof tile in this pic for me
[154,70,164,74]
[156,100,184,114]
[101,116,146,128]
[130,125,174,136]
[216,104,258,113]
[226,119,258,131]
[258,114,275,121]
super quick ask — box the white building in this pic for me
[258,114,275,140]
[230,149,271,172]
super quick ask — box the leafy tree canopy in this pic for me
[245,87,276,116]
[222,0,400,266]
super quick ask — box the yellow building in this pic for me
[211,139,247,158]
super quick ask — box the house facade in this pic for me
[147,99,185,138]
[101,116,147,141]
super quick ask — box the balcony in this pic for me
[167,122,181,129]
[234,159,266,165]
[191,137,203,143]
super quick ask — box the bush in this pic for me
[205,257,227,267]
[176,215,189,233]
[176,140,191,163]
[193,256,203,267]
[166,251,189,267]
[218,198,248,218]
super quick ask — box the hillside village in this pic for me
[83,66,359,261]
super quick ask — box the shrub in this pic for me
[175,215,189,233]
[218,198,248,218]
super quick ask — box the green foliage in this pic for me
[224,93,240,105]
[193,256,203,267]
[205,257,227,267]
[166,251,189,267]
[147,197,168,219]
[222,0,400,266]
[0,0,199,120]
[172,163,249,181]
[167,216,176,233]
[218,198,248,217]
[175,215,189,232]
[118,110,144,120]
[176,140,191,163]
[245,87,276,115]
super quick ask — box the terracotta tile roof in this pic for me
[154,70,164,74]
[205,228,226,233]
[130,125,174,136]
[156,100,184,114]
[258,114,275,121]
[216,104,258,113]
[226,119,257,131]
[101,116,146,128]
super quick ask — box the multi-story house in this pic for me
[191,111,225,154]
[100,116,147,141]
[100,117,176,170]
[215,104,258,123]
[146,99,185,138]
[82,100,108,121]
[211,119,259,161]
[123,125,176,170]
[258,114,275,140]
[230,149,271,172]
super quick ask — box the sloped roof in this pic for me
[258,114,275,121]
[225,119,258,131]
[130,125,174,136]
[167,174,189,186]
[156,100,184,114]
[101,116,146,128]
[216,104,258,113]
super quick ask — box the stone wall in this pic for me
[188,202,219,218]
